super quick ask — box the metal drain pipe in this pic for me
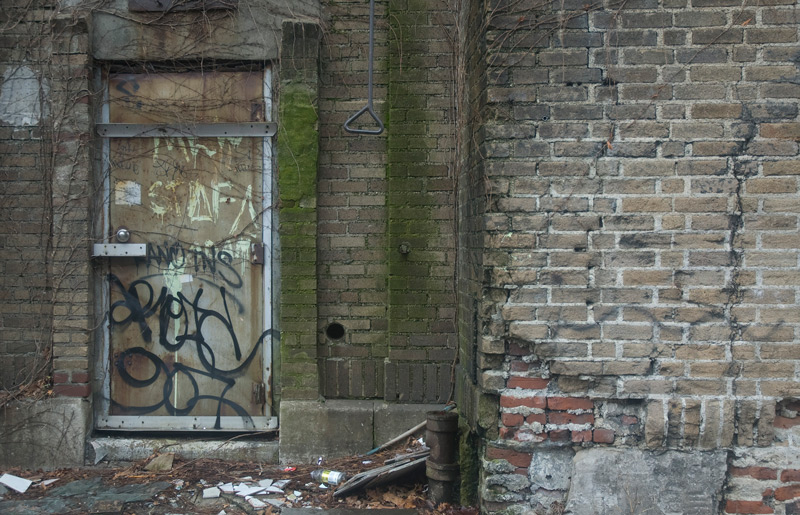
[426,410,459,505]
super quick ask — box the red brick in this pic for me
[72,371,90,383]
[526,413,546,425]
[724,500,773,514]
[731,466,778,480]
[547,397,594,411]
[54,384,90,397]
[775,416,800,428]
[783,469,800,482]
[502,413,524,427]
[500,394,547,409]
[548,412,595,425]
[499,427,517,439]
[486,446,532,468]
[508,343,529,356]
[593,429,616,443]
[775,484,800,502]
[52,372,69,383]
[510,362,529,372]
[549,430,570,442]
[571,430,592,442]
[507,377,549,390]
[621,415,639,425]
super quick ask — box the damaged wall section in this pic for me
[463,0,800,512]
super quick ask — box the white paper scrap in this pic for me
[203,487,221,499]
[274,479,290,488]
[258,478,273,488]
[247,496,267,509]
[219,482,235,493]
[40,479,59,487]
[0,474,32,493]
[236,486,266,497]
[266,485,284,494]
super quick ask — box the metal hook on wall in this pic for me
[343,0,384,135]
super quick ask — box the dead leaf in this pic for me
[144,453,174,472]
[741,18,752,26]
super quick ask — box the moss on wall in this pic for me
[277,77,319,400]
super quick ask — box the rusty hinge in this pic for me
[252,382,266,405]
[250,243,265,265]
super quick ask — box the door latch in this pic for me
[252,382,266,405]
[250,243,265,265]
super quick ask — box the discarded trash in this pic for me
[282,466,296,472]
[317,456,324,466]
[247,496,267,508]
[273,479,290,488]
[40,479,59,487]
[310,469,346,485]
[202,486,221,499]
[362,460,373,465]
[258,478,273,488]
[218,482,235,493]
[0,473,33,493]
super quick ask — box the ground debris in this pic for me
[0,437,477,514]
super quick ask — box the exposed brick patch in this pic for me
[775,485,800,502]
[731,466,778,481]
[724,500,774,514]
[53,384,90,398]
[500,394,546,409]
[486,446,533,468]
[507,377,549,390]
[547,396,594,411]
[782,470,800,482]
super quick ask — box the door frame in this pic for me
[92,66,278,431]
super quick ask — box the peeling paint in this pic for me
[0,66,48,126]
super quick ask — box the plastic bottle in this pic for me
[310,469,346,485]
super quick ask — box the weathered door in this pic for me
[95,70,276,431]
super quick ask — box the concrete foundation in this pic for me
[564,448,728,515]
[280,400,446,464]
[0,397,90,470]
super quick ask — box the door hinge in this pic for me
[250,243,265,265]
[252,382,266,405]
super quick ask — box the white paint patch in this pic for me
[0,66,49,126]
[114,181,142,206]
[114,180,141,206]
[180,274,193,283]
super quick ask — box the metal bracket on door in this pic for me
[97,122,277,138]
[250,243,265,265]
[92,243,147,258]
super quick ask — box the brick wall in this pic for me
[317,0,457,402]
[0,2,92,396]
[466,0,800,511]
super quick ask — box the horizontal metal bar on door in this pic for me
[96,122,277,138]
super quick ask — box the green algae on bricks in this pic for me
[278,83,318,206]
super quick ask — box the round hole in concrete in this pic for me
[325,322,345,340]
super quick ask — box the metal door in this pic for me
[94,70,276,431]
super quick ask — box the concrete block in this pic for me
[0,397,90,470]
[280,400,374,464]
[530,448,574,491]
[565,448,727,515]
[373,402,445,448]
[88,437,279,464]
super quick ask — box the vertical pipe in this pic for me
[426,410,460,505]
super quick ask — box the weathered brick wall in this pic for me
[278,21,323,401]
[0,2,93,396]
[467,0,800,511]
[317,0,456,402]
